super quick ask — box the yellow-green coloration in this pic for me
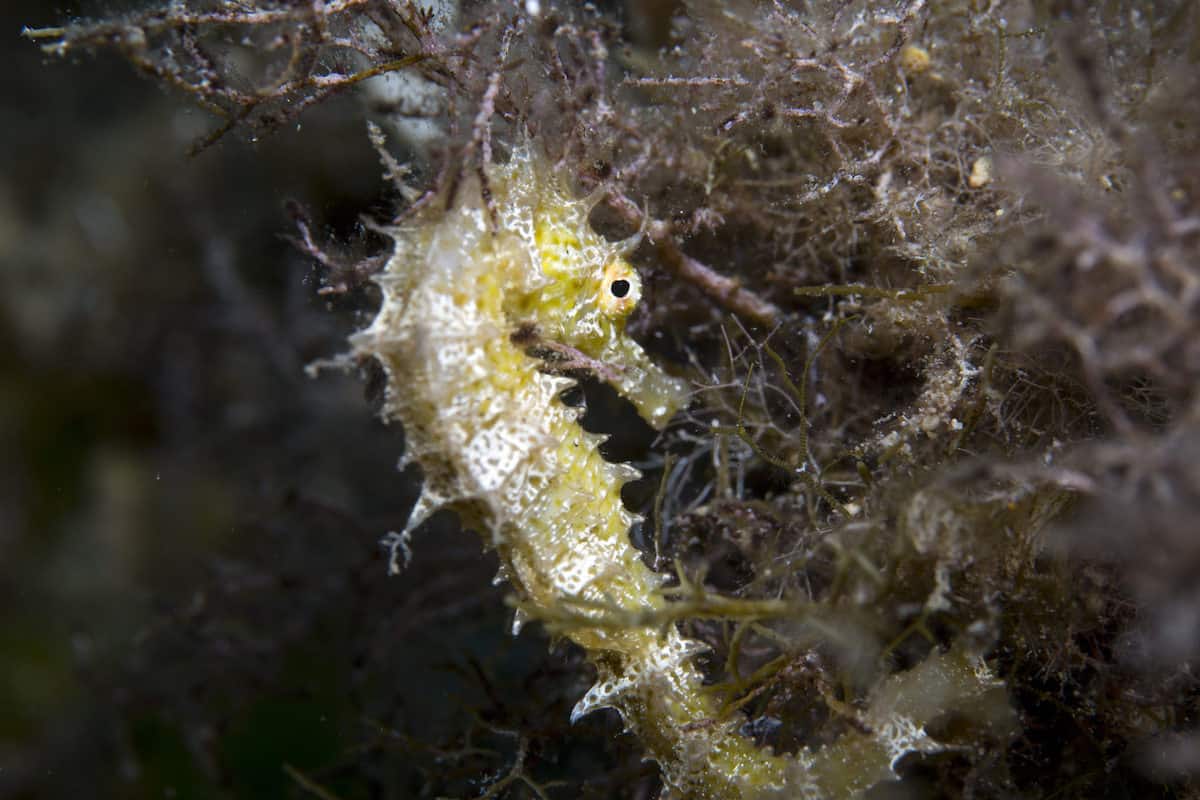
[354,149,1007,798]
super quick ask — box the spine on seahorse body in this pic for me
[353,150,1003,799]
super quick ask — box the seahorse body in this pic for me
[354,150,1004,799]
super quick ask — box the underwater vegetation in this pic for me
[14,0,1200,797]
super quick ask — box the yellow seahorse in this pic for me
[353,149,1005,799]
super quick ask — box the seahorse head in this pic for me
[482,148,689,428]
[361,146,686,429]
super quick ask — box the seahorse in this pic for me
[353,149,1006,799]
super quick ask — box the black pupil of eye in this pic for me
[611,279,631,298]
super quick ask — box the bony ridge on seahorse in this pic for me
[353,147,1004,799]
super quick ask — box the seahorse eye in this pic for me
[597,259,640,317]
